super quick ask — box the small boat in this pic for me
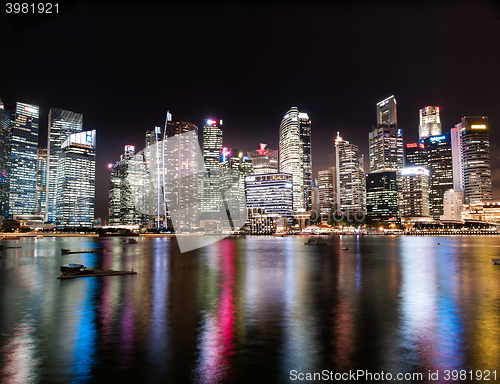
[58,263,137,279]
[342,245,348,250]
[492,259,500,265]
[304,238,326,246]
[60,263,88,275]
[61,249,99,255]
[121,238,138,244]
[3,236,20,240]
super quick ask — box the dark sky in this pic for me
[2,0,500,220]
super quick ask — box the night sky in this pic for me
[2,1,500,220]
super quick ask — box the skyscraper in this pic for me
[36,148,48,216]
[366,171,399,223]
[335,132,366,217]
[376,95,397,126]
[418,106,442,140]
[405,142,427,167]
[424,134,453,219]
[247,144,278,175]
[7,102,39,217]
[318,168,335,222]
[368,125,404,173]
[451,116,492,205]
[46,108,83,223]
[201,119,223,221]
[55,130,96,227]
[279,107,312,212]
[400,166,431,219]
[0,98,12,218]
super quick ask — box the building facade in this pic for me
[441,189,463,221]
[400,166,431,219]
[201,119,223,221]
[0,99,12,218]
[55,130,96,227]
[46,108,83,223]
[279,107,312,212]
[368,125,404,173]
[318,168,335,222]
[247,143,278,175]
[36,148,47,216]
[376,95,397,126]
[7,102,39,217]
[366,171,399,223]
[335,132,366,217]
[418,106,442,140]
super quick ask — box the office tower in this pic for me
[335,132,366,217]
[245,173,293,225]
[318,168,335,222]
[400,166,431,218]
[55,130,96,227]
[451,116,492,205]
[424,134,453,219]
[441,189,463,221]
[450,126,462,191]
[46,108,83,223]
[279,107,312,212]
[366,171,398,223]
[311,179,319,220]
[220,148,253,228]
[108,163,121,225]
[376,95,397,126]
[0,99,12,218]
[201,119,223,221]
[418,106,442,140]
[247,144,278,175]
[405,142,427,167]
[368,125,404,173]
[36,148,47,216]
[7,102,39,216]
[164,116,199,229]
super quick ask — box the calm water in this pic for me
[1,235,500,383]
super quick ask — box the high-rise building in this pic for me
[451,116,492,205]
[0,98,12,218]
[247,144,278,175]
[368,125,404,173]
[441,189,463,221]
[335,132,366,217]
[366,171,399,223]
[376,95,397,126]
[164,116,199,229]
[55,130,96,227]
[7,102,39,216]
[424,134,453,219]
[318,168,335,222]
[400,166,431,218]
[201,119,223,221]
[405,142,427,167]
[46,108,83,223]
[279,107,312,213]
[419,106,442,140]
[245,173,293,225]
[36,148,47,216]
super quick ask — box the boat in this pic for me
[304,238,327,246]
[121,238,138,244]
[492,259,500,265]
[61,249,100,255]
[58,263,137,279]
[3,236,20,240]
[342,245,348,250]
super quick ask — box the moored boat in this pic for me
[304,238,327,246]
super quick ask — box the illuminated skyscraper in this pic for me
[318,168,335,222]
[366,171,398,223]
[7,102,39,216]
[368,125,403,173]
[451,116,492,204]
[201,119,223,221]
[376,95,397,126]
[418,106,442,140]
[247,144,278,175]
[335,132,366,217]
[405,142,427,167]
[279,107,312,212]
[46,108,83,223]
[424,134,453,219]
[0,98,12,218]
[55,130,96,227]
[400,166,431,218]
[36,148,47,216]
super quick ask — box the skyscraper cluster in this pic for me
[0,97,95,228]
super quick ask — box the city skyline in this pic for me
[2,1,500,220]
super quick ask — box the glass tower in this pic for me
[0,99,12,218]
[279,107,312,212]
[55,130,96,227]
[7,102,39,216]
[418,106,442,140]
[36,148,48,216]
[201,119,223,221]
[46,108,83,223]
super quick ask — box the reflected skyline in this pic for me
[1,236,500,383]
